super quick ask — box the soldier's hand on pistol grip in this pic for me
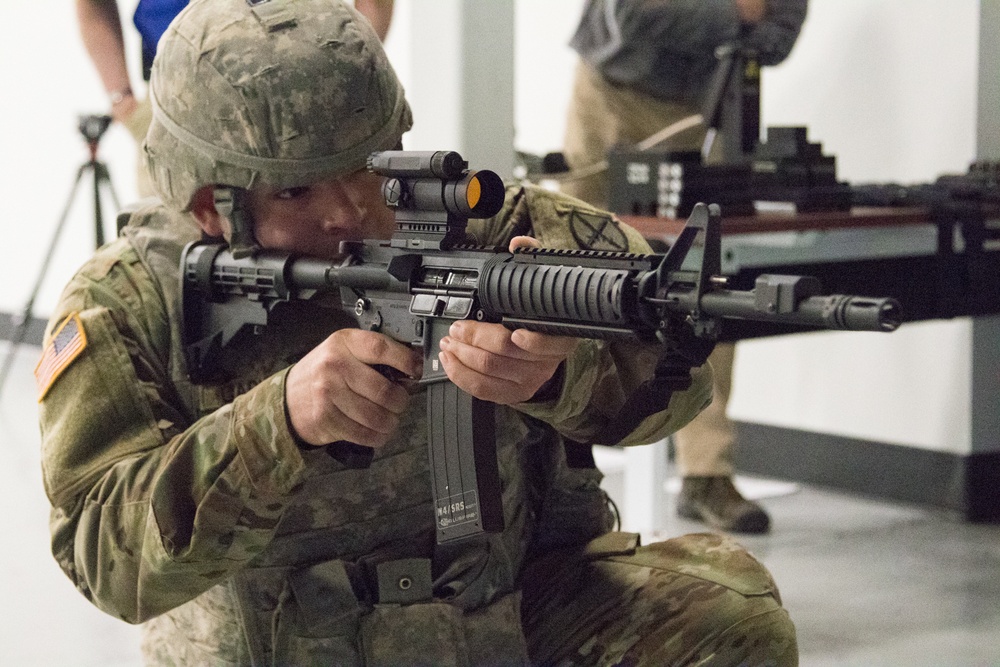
[285,328,423,448]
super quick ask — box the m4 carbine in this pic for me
[181,150,901,545]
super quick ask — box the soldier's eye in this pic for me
[276,186,309,200]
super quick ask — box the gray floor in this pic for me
[2,341,998,666]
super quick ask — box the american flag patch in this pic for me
[35,313,88,401]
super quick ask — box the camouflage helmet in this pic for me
[143,0,412,211]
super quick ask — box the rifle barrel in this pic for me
[696,290,901,332]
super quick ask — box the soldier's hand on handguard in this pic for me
[286,329,423,448]
[438,236,579,405]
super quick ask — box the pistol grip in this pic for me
[325,441,375,469]
[373,363,407,382]
[323,364,409,469]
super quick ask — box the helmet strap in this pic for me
[213,187,260,259]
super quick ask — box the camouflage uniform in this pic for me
[38,0,797,664]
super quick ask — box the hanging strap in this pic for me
[601,333,715,445]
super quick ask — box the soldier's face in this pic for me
[247,169,395,258]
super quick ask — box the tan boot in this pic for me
[677,476,771,534]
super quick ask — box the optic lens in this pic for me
[467,174,482,210]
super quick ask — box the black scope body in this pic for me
[368,150,468,179]
[370,150,506,219]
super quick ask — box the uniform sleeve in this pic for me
[470,186,713,447]
[643,0,806,65]
[744,0,808,66]
[40,241,307,623]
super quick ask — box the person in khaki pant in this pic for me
[562,0,808,533]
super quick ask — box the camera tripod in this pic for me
[0,114,120,398]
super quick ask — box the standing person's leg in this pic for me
[675,344,737,478]
[674,343,771,533]
[562,61,769,535]
[562,61,619,207]
[562,60,701,209]
[521,531,798,666]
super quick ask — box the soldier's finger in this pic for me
[438,335,529,382]
[322,403,396,449]
[438,349,535,404]
[447,321,530,359]
[509,329,579,359]
[338,365,412,415]
[508,235,542,252]
[342,329,423,379]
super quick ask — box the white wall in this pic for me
[398,0,517,177]
[0,0,141,315]
[0,0,986,455]
[513,0,585,156]
[761,0,978,183]
[731,0,981,454]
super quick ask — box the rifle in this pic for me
[852,161,1000,208]
[181,150,902,545]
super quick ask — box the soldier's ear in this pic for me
[189,185,226,237]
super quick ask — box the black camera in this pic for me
[78,114,112,143]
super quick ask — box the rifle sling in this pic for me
[601,339,715,446]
